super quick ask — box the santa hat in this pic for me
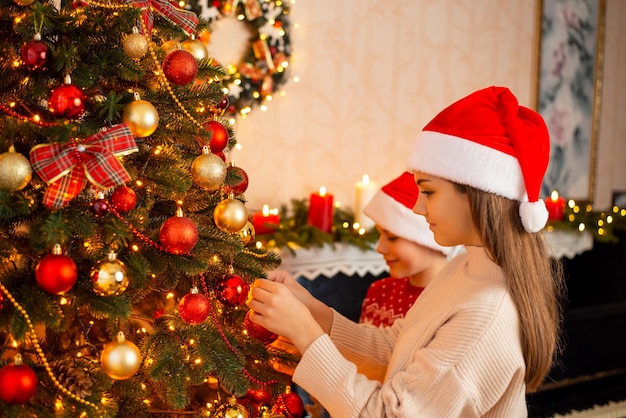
[407,86,550,233]
[363,171,453,255]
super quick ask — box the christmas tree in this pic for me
[0,0,302,416]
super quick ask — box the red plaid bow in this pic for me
[29,124,138,209]
[130,0,198,37]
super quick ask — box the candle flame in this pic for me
[362,174,370,185]
[550,190,559,201]
[262,204,269,216]
[319,186,327,196]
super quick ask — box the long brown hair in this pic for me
[464,185,565,392]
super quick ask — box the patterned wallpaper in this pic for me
[219,0,625,211]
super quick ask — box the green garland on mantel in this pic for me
[547,201,626,243]
[256,199,380,255]
[256,199,626,254]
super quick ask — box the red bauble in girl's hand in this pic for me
[35,246,78,294]
[215,273,250,307]
[244,310,278,344]
[0,357,38,404]
[178,288,210,324]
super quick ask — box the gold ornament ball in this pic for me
[100,332,141,380]
[91,253,129,296]
[123,33,149,59]
[191,153,226,191]
[217,397,249,418]
[0,147,32,191]
[182,38,209,62]
[122,100,159,137]
[214,198,248,233]
[161,40,180,55]
[237,221,256,245]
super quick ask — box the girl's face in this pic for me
[412,172,483,247]
[375,228,441,279]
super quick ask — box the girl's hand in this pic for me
[248,279,324,353]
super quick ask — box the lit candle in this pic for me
[354,174,377,230]
[545,190,565,221]
[308,186,334,232]
[252,204,280,234]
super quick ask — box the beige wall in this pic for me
[224,0,625,212]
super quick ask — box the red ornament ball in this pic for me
[110,186,137,212]
[178,290,210,324]
[204,120,229,153]
[226,165,249,194]
[90,197,109,216]
[215,273,250,307]
[246,387,273,405]
[162,49,198,85]
[159,215,198,254]
[273,390,305,418]
[49,83,86,119]
[243,310,278,344]
[35,251,78,294]
[0,361,38,404]
[215,96,229,111]
[21,38,48,70]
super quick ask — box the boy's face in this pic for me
[376,228,442,280]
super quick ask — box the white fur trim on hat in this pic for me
[407,131,528,201]
[519,200,549,233]
[363,190,453,255]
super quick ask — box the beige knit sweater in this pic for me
[293,246,527,417]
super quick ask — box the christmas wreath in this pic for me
[203,0,291,117]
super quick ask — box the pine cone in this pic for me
[50,359,93,398]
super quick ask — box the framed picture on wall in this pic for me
[535,0,606,202]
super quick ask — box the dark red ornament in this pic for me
[110,185,137,212]
[21,34,48,70]
[0,356,38,404]
[49,83,86,119]
[159,210,198,254]
[203,120,229,153]
[244,310,278,344]
[178,288,210,324]
[215,96,229,111]
[35,245,78,294]
[215,273,249,307]
[90,197,109,216]
[273,389,305,418]
[162,49,198,85]
[226,165,249,194]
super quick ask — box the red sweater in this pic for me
[359,277,424,327]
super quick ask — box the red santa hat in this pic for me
[363,171,453,255]
[407,86,550,233]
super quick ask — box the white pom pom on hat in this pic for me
[407,86,550,233]
[363,172,454,255]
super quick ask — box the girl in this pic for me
[248,86,564,417]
